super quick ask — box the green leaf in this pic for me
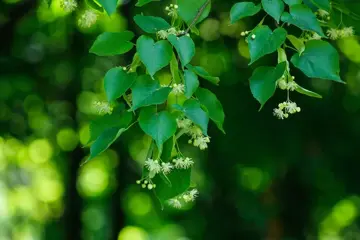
[295,84,322,98]
[139,107,177,153]
[130,75,172,111]
[249,62,287,108]
[173,99,209,135]
[135,0,160,7]
[290,40,343,82]
[262,0,284,23]
[287,35,305,53]
[186,65,220,85]
[230,2,261,24]
[88,105,132,144]
[133,15,170,33]
[136,35,173,77]
[88,127,126,160]
[85,0,104,12]
[89,31,134,56]
[283,0,302,6]
[311,0,330,11]
[160,137,175,162]
[178,0,211,26]
[281,4,325,37]
[97,0,117,15]
[170,54,182,84]
[168,34,195,68]
[184,70,199,98]
[247,26,287,65]
[196,88,225,133]
[153,168,191,203]
[104,67,136,102]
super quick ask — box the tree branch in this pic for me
[178,0,211,36]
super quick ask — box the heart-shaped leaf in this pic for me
[230,2,261,23]
[247,26,287,64]
[90,31,134,56]
[178,0,211,26]
[136,35,173,77]
[249,62,287,108]
[173,99,209,135]
[104,67,136,102]
[88,104,132,144]
[139,107,177,153]
[153,168,191,203]
[281,4,325,37]
[184,70,199,98]
[168,34,195,68]
[291,40,343,82]
[136,0,160,7]
[97,0,117,15]
[262,0,284,23]
[130,75,172,111]
[186,65,220,85]
[196,88,225,133]
[134,15,170,33]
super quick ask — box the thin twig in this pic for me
[178,0,211,36]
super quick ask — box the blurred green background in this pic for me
[1,0,360,239]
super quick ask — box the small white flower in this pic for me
[144,158,161,174]
[189,189,199,199]
[286,81,298,91]
[285,101,301,114]
[176,118,192,129]
[251,34,256,39]
[182,189,198,202]
[78,10,98,28]
[161,162,173,174]
[171,83,185,95]
[311,32,322,40]
[182,157,194,169]
[193,136,210,150]
[189,126,203,138]
[60,0,77,13]
[167,27,178,35]
[341,27,354,38]
[273,108,288,120]
[327,28,341,40]
[93,101,113,115]
[168,198,182,208]
[172,157,184,169]
[157,30,168,40]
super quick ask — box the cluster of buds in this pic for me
[273,101,301,119]
[157,27,188,40]
[326,27,355,40]
[241,31,256,40]
[167,189,199,209]
[78,10,98,28]
[303,31,322,41]
[165,4,179,17]
[93,101,113,115]
[277,76,297,91]
[315,9,330,21]
[171,83,185,95]
[177,117,211,150]
[136,179,156,190]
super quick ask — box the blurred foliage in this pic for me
[0,0,360,239]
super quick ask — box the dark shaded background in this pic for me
[1,0,360,239]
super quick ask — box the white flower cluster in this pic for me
[273,101,301,120]
[156,27,187,40]
[78,10,98,28]
[165,4,178,17]
[60,0,77,13]
[136,179,156,190]
[171,83,185,95]
[93,101,113,115]
[167,189,199,209]
[177,118,211,150]
[144,157,193,178]
[326,27,355,40]
[316,9,330,21]
[303,31,322,41]
[277,77,298,91]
